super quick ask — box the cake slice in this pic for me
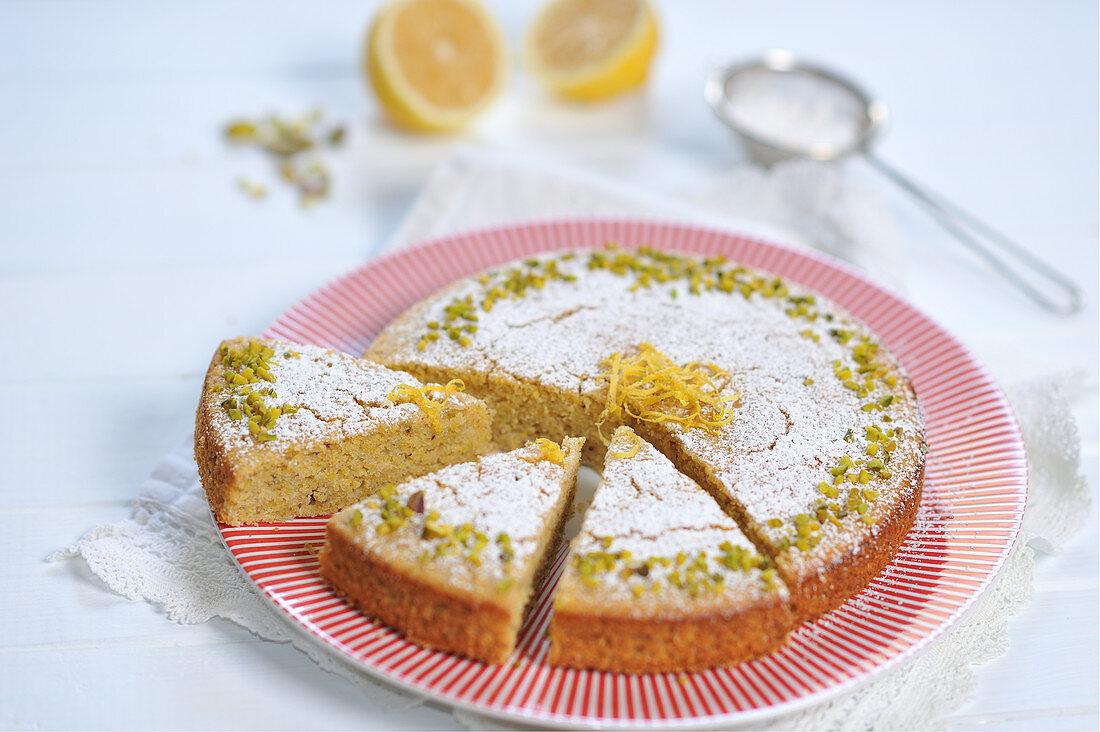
[635,368,925,623]
[319,437,584,665]
[195,336,493,525]
[549,427,792,673]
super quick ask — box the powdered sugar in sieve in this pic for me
[705,51,1080,315]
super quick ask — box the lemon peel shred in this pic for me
[522,437,565,465]
[385,378,466,433]
[596,343,739,443]
[608,430,642,459]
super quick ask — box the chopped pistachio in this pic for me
[237,178,268,200]
[224,109,344,207]
[225,120,257,141]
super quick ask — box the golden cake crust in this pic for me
[320,522,518,662]
[791,462,923,620]
[550,596,793,674]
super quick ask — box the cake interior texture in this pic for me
[194,337,493,526]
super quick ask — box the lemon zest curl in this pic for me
[385,379,466,433]
[597,343,740,443]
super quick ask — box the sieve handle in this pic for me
[864,153,1082,315]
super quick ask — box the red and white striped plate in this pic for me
[219,219,1026,728]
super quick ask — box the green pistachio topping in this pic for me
[217,339,303,442]
[361,489,511,579]
[414,244,875,350]
[570,538,774,598]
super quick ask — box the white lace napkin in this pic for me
[55,149,1088,730]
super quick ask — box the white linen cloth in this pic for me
[55,148,1089,730]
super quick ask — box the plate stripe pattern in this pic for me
[219,219,1027,728]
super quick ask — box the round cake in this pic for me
[366,244,926,625]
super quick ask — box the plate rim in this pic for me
[220,216,1027,729]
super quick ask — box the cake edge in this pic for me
[548,594,794,674]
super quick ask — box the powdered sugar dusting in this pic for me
[720,66,866,155]
[576,429,756,557]
[333,440,580,589]
[560,428,784,607]
[374,249,925,538]
[203,338,449,454]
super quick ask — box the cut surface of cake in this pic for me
[550,427,792,673]
[319,437,584,665]
[365,246,926,621]
[195,336,493,525]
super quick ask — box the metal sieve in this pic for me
[705,50,1081,316]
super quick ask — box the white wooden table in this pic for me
[2,1,1096,728]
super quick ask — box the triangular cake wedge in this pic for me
[195,336,493,525]
[319,437,584,665]
[550,427,792,673]
[635,366,925,623]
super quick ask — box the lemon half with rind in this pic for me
[366,0,507,132]
[524,0,658,101]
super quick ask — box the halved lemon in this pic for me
[524,0,659,101]
[365,0,507,132]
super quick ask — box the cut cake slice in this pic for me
[550,427,792,673]
[635,375,925,623]
[319,437,584,665]
[195,336,493,526]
